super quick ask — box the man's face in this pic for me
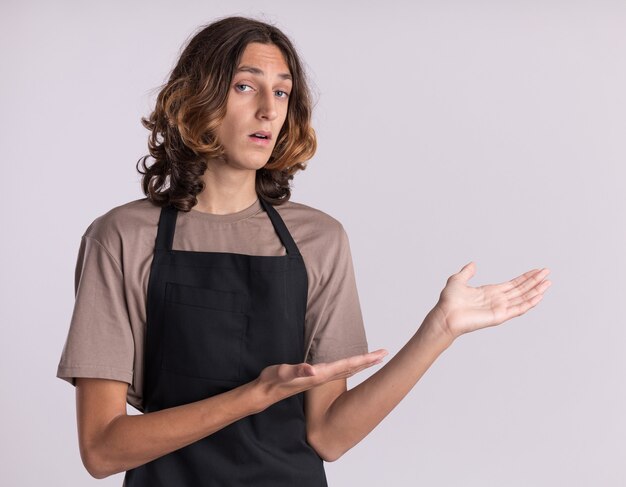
[214,42,293,171]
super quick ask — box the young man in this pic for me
[56,16,551,486]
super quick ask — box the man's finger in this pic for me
[321,352,387,381]
[492,268,540,293]
[506,292,544,319]
[505,268,550,298]
[316,350,387,375]
[298,363,316,377]
[509,279,552,307]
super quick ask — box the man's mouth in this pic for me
[249,131,272,140]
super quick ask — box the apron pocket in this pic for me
[161,282,248,382]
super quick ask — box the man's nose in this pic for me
[256,89,278,120]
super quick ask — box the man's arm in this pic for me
[75,348,385,479]
[76,377,264,479]
[304,310,452,462]
[304,264,551,461]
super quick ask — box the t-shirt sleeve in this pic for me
[56,234,134,387]
[304,224,369,364]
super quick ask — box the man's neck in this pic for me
[193,159,258,215]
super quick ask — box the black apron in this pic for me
[124,196,328,486]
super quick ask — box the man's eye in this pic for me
[276,90,290,99]
[235,84,252,92]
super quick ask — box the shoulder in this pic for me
[272,199,352,264]
[273,199,346,237]
[82,197,161,257]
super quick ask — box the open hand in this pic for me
[254,349,388,407]
[430,262,551,340]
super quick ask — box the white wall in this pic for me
[1,0,624,485]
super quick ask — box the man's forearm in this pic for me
[86,380,265,479]
[317,310,455,461]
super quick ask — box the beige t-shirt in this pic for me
[56,196,369,411]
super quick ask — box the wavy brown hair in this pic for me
[136,16,317,210]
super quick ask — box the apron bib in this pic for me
[124,196,328,486]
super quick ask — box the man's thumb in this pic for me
[456,261,476,283]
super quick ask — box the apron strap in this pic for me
[154,204,177,251]
[258,197,301,258]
